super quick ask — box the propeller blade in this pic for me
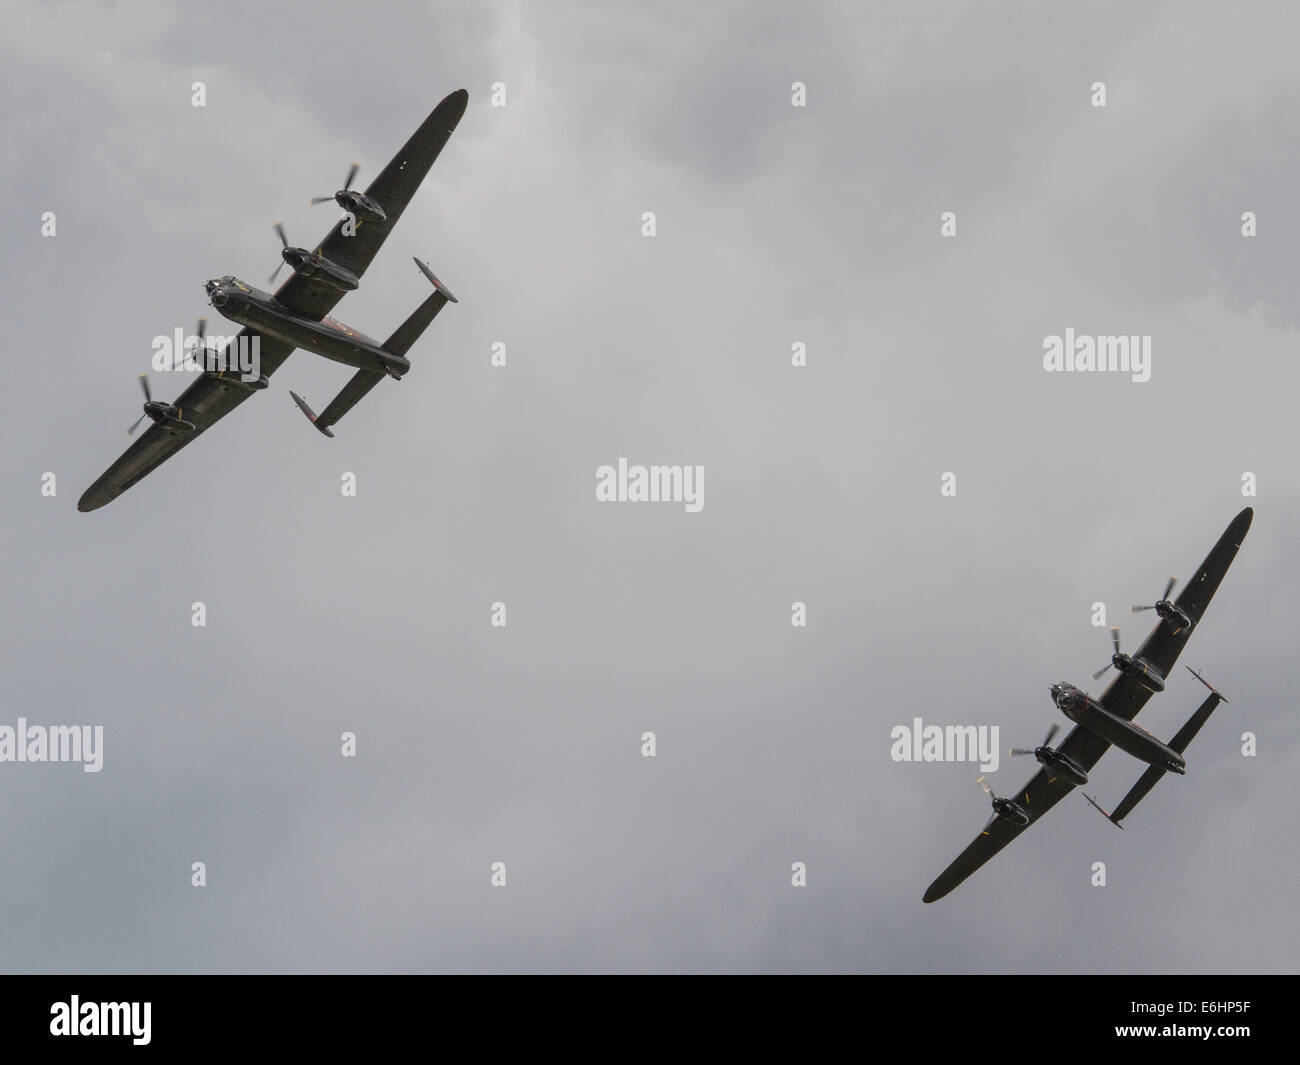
[186,318,207,355]
[1009,747,1036,757]
[138,374,151,402]
[127,412,147,436]
[343,162,359,192]
[1163,576,1178,601]
[977,776,994,798]
[1130,604,1155,614]
[268,260,285,285]
[1091,663,1113,681]
[1043,723,1059,748]
[274,221,288,249]
[981,812,998,833]
[1110,627,1121,654]
[310,195,335,205]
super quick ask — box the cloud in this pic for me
[0,0,1293,972]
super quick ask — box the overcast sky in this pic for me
[1,0,1296,973]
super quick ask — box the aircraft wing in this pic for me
[1095,506,1253,723]
[922,767,1077,902]
[78,332,296,512]
[923,507,1253,902]
[1060,506,1252,765]
[271,89,468,323]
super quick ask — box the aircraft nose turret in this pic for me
[1050,683,1078,710]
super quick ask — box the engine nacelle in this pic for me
[336,188,386,224]
[993,798,1030,826]
[1040,749,1088,786]
[281,248,359,292]
[203,366,269,391]
[1116,656,1166,693]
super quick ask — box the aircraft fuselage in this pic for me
[1050,682,1185,774]
[204,276,409,378]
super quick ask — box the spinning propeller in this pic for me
[268,222,310,285]
[976,776,1030,830]
[977,777,1002,832]
[1010,722,1059,758]
[1131,576,1178,615]
[185,318,210,366]
[311,162,360,208]
[309,162,385,223]
[127,375,152,436]
[1091,627,1128,681]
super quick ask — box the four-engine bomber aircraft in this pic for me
[79,89,468,512]
[923,507,1253,902]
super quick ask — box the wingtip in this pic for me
[922,878,951,903]
[77,489,108,512]
[439,88,469,126]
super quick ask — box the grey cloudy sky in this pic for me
[0,0,1296,972]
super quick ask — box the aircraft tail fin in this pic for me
[1186,666,1227,703]
[289,391,335,438]
[1082,792,1125,829]
[381,257,456,358]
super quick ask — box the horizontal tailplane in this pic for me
[1167,676,1224,755]
[381,257,455,358]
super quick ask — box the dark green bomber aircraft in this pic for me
[923,507,1253,903]
[79,88,468,512]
